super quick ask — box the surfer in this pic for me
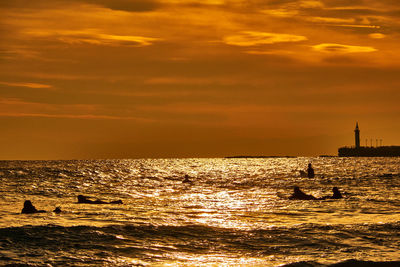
[21,200,46,214]
[307,163,315,178]
[288,186,317,200]
[77,195,123,204]
[319,187,343,200]
[182,174,191,183]
[53,207,62,213]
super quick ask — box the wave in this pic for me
[331,260,400,267]
[1,222,399,266]
[281,259,400,267]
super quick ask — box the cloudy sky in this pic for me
[0,0,399,159]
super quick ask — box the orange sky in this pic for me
[0,0,399,159]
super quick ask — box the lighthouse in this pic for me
[339,123,400,156]
[354,122,360,148]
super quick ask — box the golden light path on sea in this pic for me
[1,1,400,159]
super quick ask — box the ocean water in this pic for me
[0,157,399,266]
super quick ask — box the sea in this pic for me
[0,157,399,266]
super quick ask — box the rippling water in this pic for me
[0,157,399,266]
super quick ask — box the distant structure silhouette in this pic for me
[338,123,400,157]
[354,122,360,148]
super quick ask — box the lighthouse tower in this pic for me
[354,122,360,148]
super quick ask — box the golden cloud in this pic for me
[0,81,52,89]
[298,0,324,8]
[333,24,380,29]
[261,9,299,17]
[312,43,377,53]
[262,0,323,17]
[0,98,149,121]
[144,76,244,86]
[306,17,355,24]
[161,0,225,4]
[26,30,160,47]
[369,33,386,39]
[224,31,307,46]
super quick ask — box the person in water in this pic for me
[319,187,343,200]
[331,187,343,199]
[288,186,317,200]
[53,207,62,213]
[21,200,46,214]
[77,195,122,204]
[307,163,315,178]
[182,174,191,183]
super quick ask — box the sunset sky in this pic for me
[1,0,399,159]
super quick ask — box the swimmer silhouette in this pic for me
[307,163,315,178]
[21,200,46,214]
[53,207,62,213]
[288,186,317,200]
[182,174,191,183]
[331,187,343,199]
[319,187,343,200]
[77,195,122,204]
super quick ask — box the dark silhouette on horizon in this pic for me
[77,195,123,204]
[355,122,360,148]
[21,200,46,214]
[339,122,400,157]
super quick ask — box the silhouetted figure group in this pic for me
[291,163,343,200]
[21,165,342,215]
[21,201,63,214]
[21,195,123,214]
[289,186,343,200]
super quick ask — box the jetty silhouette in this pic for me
[338,123,400,157]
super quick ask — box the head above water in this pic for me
[77,195,87,202]
[24,200,34,208]
[332,187,341,194]
[53,207,62,213]
[331,187,343,198]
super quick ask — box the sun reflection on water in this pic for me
[1,158,400,265]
